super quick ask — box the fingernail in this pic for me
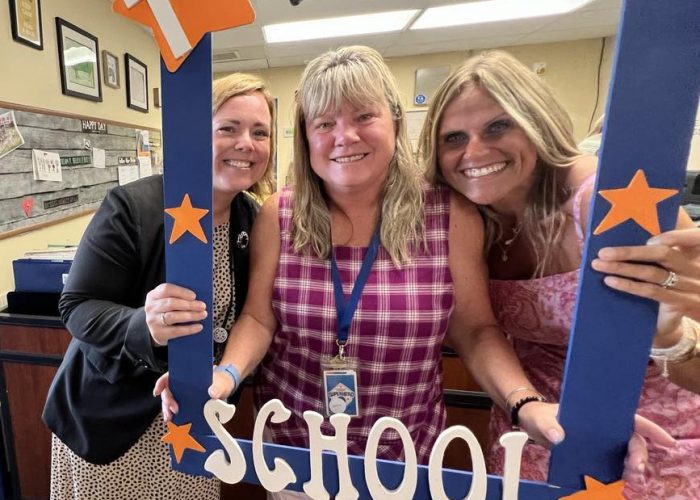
[591,259,602,269]
[546,428,564,444]
[598,248,614,258]
[603,276,619,287]
[170,405,178,414]
[637,462,645,474]
[647,236,660,245]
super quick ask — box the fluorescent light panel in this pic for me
[411,0,594,30]
[263,10,419,43]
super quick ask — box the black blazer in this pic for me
[43,175,257,464]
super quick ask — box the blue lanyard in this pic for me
[330,225,381,354]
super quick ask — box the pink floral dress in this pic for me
[487,176,700,499]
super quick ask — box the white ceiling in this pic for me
[212,0,622,72]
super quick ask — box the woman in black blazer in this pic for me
[43,73,276,500]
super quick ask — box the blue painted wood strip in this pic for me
[186,435,578,499]
[549,0,700,488]
[161,34,214,472]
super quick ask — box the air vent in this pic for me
[213,50,241,62]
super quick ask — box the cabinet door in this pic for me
[0,324,71,499]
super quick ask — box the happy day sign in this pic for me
[113,0,700,498]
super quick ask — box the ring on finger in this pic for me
[160,312,169,326]
[660,270,679,289]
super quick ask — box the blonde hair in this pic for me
[212,73,276,197]
[587,113,605,137]
[291,45,423,264]
[420,50,581,277]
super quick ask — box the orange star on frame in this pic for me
[164,193,209,244]
[593,169,677,236]
[161,421,206,463]
[558,475,625,499]
[113,0,255,72]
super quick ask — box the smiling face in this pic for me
[437,85,538,213]
[305,100,396,198]
[212,91,271,200]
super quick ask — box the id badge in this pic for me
[321,357,360,417]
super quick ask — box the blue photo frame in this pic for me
[117,0,700,497]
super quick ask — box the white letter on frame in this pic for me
[364,417,417,499]
[302,411,359,500]
[203,399,247,484]
[253,399,297,492]
[428,426,487,500]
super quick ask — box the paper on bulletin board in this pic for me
[118,164,139,185]
[32,149,63,182]
[92,147,106,168]
[406,110,427,153]
[0,111,25,159]
[137,129,150,154]
[138,155,153,178]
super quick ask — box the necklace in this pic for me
[213,223,235,346]
[498,223,523,262]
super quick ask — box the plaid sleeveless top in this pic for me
[254,182,454,464]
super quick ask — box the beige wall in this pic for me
[0,0,161,305]
[216,37,615,187]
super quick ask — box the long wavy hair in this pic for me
[291,45,424,264]
[420,50,581,277]
[212,73,276,197]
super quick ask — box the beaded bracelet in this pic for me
[650,316,699,377]
[213,363,241,390]
[510,394,547,428]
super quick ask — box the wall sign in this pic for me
[81,120,108,134]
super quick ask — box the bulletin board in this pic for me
[0,102,162,236]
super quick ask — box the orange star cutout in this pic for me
[558,475,625,499]
[593,169,677,236]
[113,0,255,72]
[164,193,209,244]
[161,421,206,463]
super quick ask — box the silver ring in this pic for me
[160,312,168,326]
[660,270,679,289]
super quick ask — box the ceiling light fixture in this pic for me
[263,10,419,44]
[410,0,594,30]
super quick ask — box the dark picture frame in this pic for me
[9,0,43,50]
[125,53,149,113]
[55,17,102,102]
[102,50,120,89]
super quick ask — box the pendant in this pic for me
[236,231,249,249]
[213,327,228,343]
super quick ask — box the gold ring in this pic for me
[160,312,168,326]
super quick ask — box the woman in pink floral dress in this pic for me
[420,50,700,499]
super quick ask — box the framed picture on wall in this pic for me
[102,50,120,89]
[9,0,44,50]
[125,53,149,113]
[55,17,102,101]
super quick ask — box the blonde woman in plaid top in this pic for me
[195,45,567,462]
